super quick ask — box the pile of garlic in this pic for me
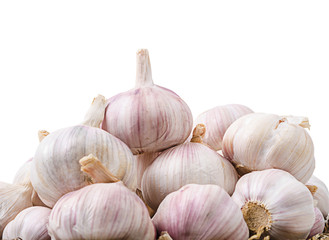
[0,49,328,240]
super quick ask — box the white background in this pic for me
[0,1,328,184]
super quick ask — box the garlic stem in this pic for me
[79,154,120,183]
[307,185,318,196]
[281,115,311,129]
[158,231,173,240]
[135,49,154,88]
[38,130,49,142]
[190,124,206,143]
[81,95,107,128]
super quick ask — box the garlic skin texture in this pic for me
[308,207,325,238]
[102,49,193,154]
[3,206,51,240]
[135,152,160,190]
[0,182,33,236]
[31,95,137,207]
[142,127,238,210]
[48,182,156,240]
[192,104,253,150]
[222,113,315,183]
[232,169,315,240]
[307,175,329,217]
[152,184,249,240]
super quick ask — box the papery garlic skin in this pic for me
[232,169,315,240]
[308,207,325,238]
[141,141,238,210]
[31,125,137,207]
[0,182,33,236]
[48,182,156,240]
[307,175,329,217]
[192,104,253,150]
[153,184,249,240]
[102,49,193,154]
[3,206,51,240]
[222,113,315,183]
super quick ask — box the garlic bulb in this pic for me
[192,104,253,150]
[308,207,325,238]
[307,175,329,217]
[102,49,193,154]
[13,159,47,207]
[3,206,51,240]
[48,182,156,240]
[31,95,137,207]
[142,124,238,210]
[232,169,315,239]
[0,182,33,236]
[153,184,249,240]
[222,113,315,183]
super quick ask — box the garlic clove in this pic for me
[142,125,238,210]
[31,95,137,207]
[222,113,315,183]
[47,182,156,240]
[0,182,33,236]
[152,184,249,240]
[2,206,51,240]
[191,104,253,150]
[135,152,160,190]
[232,169,315,240]
[102,49,193,154]
[308,207,325,238]
[307,175,329,218]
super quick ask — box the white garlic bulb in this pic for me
[3,206,51,240]
[192,104,253,150]
[142,124,238,210]
[307,175,329,218]
[0,182,33,236]
[232,169,315,239]
[31,95,137,207]
[222,113,315,183]
[308,207,325,238]
[13,159,47,207]
[153,184,249,240]
[48,182,156,240]
[102,49,193,154]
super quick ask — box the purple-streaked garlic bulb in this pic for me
[308,207,325,238]
[31,95,137,207]
[192,104,253,150]
[3,206,51,240]
[48,183,156,240]
[102,49,193,155]
[307,175,329,218]
[222,113,315,183]
[153,184,249,240]
[141,124,238,210]
[0,182,33,236]
[232,169,315,239]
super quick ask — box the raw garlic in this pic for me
[191,104,253,150]
[141,124,238,210]
[232,169,315,240]
[31,95,137,207]
[308,207,325,238]
[307,175,329,218]
[102,49,193,154]
[152,184,249,240]
[2,206,51,240]
[0,182,33,236]
[222,113,315,183]
[48,157,155,240]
